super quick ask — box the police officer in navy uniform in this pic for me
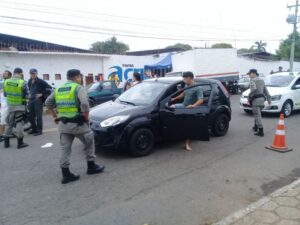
[3,68,29,149]
[45,69,105,184]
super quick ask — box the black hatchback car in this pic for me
[89,77,231,157]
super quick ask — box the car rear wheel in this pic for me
[244,109,252,114]
[281,100,293,117]
[212,114,230,137]
[128,128,154,157]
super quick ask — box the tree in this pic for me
[211,43,233,48]
[251,40,267,52]
[90,36,129,54]
[277,32,300,60]
[166,43,193,51]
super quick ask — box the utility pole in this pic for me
[287,0,299,72]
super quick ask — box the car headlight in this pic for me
[271,95,282,101]
[100,115,130,127]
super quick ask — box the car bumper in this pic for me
[239,98,282,113]
[89,119,126,148]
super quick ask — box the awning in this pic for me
[144,53,172,70]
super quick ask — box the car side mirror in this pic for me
[99,86,103,90]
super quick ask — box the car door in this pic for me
[159,84,211,141]
[98,81,114,103]
[291,78,300,109]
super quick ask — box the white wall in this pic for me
[0,52,104,86]
[103,53,168,81]
[237,57,300,77]
[0,52,168,86]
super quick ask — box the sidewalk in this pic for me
[214,179,300,225]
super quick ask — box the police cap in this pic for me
[14,67,23,74]
[67,69,82,80]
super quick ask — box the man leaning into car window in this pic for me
[170,71,204,151]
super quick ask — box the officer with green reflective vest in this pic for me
[45,69,105,184]
[3,68,29,149]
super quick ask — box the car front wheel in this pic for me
[128,128,154,157]
[212,114,230,137]
[281,100,293,117]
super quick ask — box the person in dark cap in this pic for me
[27,68,52,136]
[3,68,29,148]
[45,69,105,184]
[248,69,271,136]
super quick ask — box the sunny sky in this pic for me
[0,0,296,53]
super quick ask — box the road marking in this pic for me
[43,128,58,133]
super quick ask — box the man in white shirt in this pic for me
[0,70,12,142]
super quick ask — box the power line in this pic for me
[0,15,238,40]
[0,0,265,34]
[0,20,282,43]
[0,4,270,40]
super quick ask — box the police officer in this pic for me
[45,69,104,184]
[248,69,271,137]
[3,68,29,149]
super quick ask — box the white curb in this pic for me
[213,178,300,225]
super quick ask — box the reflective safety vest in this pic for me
[55,82,79,118]
[4,78,25,106]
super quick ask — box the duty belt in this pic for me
[252,94,265,99]
[60,116,84,126]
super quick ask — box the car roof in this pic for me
[270,72,300,78]
[144,77,219,85]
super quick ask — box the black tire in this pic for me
[89,98,96,108]
[244,109,252,114]
[281,100,293,118]
[128,128,154,157]
[212,114,230,137]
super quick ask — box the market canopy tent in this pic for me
[144,53,172,70]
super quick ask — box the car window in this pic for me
[102,82,112,90]
[88,83,100,91]
[294,78,300,86]
[118,81,169,106]
[172,84,212,106]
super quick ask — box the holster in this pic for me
[60,115,85,126]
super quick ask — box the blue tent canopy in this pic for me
[144,53,172,70]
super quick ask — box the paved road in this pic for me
[1,95,300,225]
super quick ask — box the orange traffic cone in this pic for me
[265,113,293,153]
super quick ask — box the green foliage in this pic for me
[90,36,129,54]
[251,40,267,52]
[277,32,300,60]
[211,43,233,48]
[166,43,193,51]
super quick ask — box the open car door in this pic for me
[159,83,212,141]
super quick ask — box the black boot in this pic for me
[61,167,80,184]
[4,137,10,148]
[0,135,3,142]
[17,138,29,149]
[87,161,105,175]
[254,128,264,137]
[252,124,258,132]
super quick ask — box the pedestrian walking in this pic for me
[45,69,105,184]
[3,68,29,149]
[27,68,52,136]
[170,71,204,151]
[0,70,12,142]
[248,69,271,137]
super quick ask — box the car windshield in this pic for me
[118,81,169,106]
[265,75,294,87]
[88,83,100,91]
